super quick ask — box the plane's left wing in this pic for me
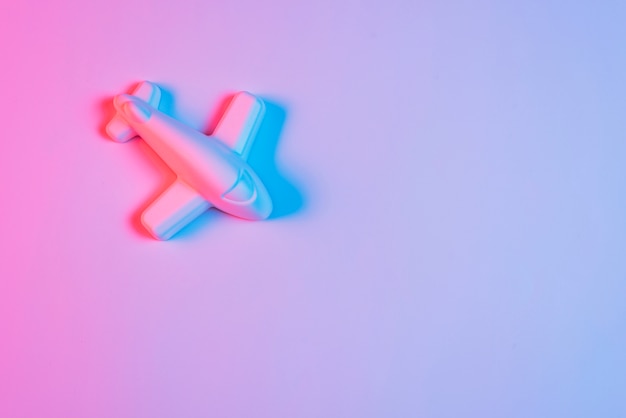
[141,179,211,240]
[212,92,265,160]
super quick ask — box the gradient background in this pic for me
[1,0,626,417]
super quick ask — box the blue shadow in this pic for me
[247,98,304,219]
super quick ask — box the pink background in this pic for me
[2,0,626,417]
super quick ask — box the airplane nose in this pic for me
[222,169,257,204]
[220,168,273,220]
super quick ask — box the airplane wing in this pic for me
[141,179,212,240]
[107,81,162,142]
[140,91,265,240]
[212,92,265,160]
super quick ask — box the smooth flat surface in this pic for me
[1,1,626,417]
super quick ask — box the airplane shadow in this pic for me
[247,96,304,219]
[99,83,304,240]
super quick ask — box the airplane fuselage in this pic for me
[119,96,272,221]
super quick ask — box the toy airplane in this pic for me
[106,81,272,240]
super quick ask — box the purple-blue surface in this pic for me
[1,1,625,417]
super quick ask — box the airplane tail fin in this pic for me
[106,81,162,142]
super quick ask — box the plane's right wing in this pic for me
[141,179,211,240]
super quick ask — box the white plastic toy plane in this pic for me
[106,81,273,240]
